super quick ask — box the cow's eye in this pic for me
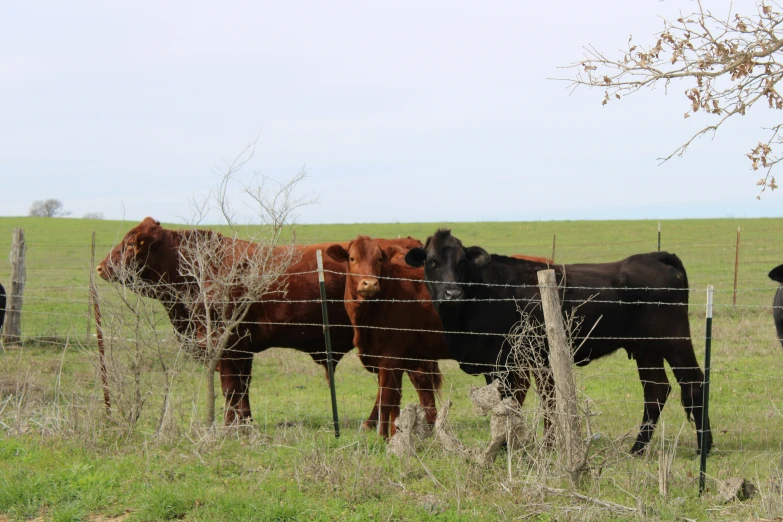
[128,242,135,248]
[429,260,437,268]
[349,257,355,262]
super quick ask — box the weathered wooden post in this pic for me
[87,231,96,344]
[3,228,26,344]
[537,269,585,483]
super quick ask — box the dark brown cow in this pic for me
[96,217,424,426]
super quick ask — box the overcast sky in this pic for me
[2,0,780,225]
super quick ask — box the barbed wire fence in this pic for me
[1,222,783,508]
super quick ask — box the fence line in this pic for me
[4,224,783,503]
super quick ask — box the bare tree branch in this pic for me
[556,0,783,196]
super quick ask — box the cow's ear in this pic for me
[465,246,490,267]
[770,264,783,282]
[384,246,406,263]
[134,234,155,251]
[405,247,427,268]
[325,245,349,263]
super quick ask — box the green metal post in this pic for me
[316,250,340,438]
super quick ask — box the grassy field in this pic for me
[1,216,783,521]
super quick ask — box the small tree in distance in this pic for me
[561,1,783,197]
[29,199,71,217]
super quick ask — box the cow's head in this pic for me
[97,217,172,289]
[326,236,405,301]
[404,229,490,307]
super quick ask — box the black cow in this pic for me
[0,282,5,334]
[769,265,783,347]
[405,229,712,456]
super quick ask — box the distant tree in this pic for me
[561,1,783,197]
[83,212,105,220]
[29,199,71,217]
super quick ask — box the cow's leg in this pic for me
[407,361,442,425]
[511,369,532,407]
[219,349,254,425]
[665,341,711,455]
[630,351,671,455]
[363,386,381,431]
[533,367,556,449]
[377,366,404,439]
[359,353,381,431]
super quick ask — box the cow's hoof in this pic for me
[629,442,647,456]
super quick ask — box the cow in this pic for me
[96,217,426,427]
[405,229,712,456]
[326,236,556,439]
[769,264,783,347]
[0,282,6,334]
[325,236,447,438]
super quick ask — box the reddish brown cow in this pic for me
[96,218,426,426]
[327,238,557,440]
[326,236,448,437]
[512,254,553,264]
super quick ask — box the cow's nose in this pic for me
[359,278,380,295]
[96,265,103,274]
[443,287,462,300]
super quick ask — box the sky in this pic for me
[2,0,781,225]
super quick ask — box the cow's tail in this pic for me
[658,252,689,292]
[0,282,5,332]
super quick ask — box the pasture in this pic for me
[1,216,783,521]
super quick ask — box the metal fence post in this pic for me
[699,285,713,495]
[316,249,340,438]
[733,227,741,306]
[657,221,661,252]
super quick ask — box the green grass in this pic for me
[1,216,783,521]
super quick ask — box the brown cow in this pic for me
[325,236,447,438]
[96,217,426,426]
[325,237,554,439]
[512,254,553,264]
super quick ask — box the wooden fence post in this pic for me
[3,228,26,344]
[87,231,96,344]
[537,269,585,482]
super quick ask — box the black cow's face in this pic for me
[404,229,490,309]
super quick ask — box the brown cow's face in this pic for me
[326,236,402,301]
[96,217,169,287]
